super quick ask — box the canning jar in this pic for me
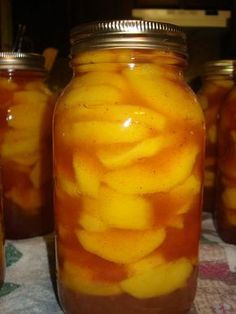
[197,60,234,212]
[0,52,55,239]
[215,82,236,244]
[53,20,205,314]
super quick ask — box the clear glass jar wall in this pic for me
[215,83,236,244]
[197,60,235,213]
[53,20,205,314]
[0,53,55,239]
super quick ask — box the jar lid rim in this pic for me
[202,59,236,76]
[0,52,46,71]
[70,19,187,57]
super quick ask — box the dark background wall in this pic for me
[11,0,133,57]
[7,0,236,90]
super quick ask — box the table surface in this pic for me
[0,212,236,314]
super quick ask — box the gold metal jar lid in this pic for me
[202,60,236,77]
[0,52,45,71]
[70,19,187,57]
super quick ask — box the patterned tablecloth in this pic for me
[0,212,236,314]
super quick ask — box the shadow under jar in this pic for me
[197,60,235,213]
[53,20,205,314]
[0,53,55,239]
[215,82,236,244]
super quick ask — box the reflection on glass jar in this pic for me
[215,84,236,244]
[0,52,55,239]
[197,60,235,213]
[53,20,205,314]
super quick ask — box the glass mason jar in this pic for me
[0,52,55,239]
[197,60,235,213]
[215,82,236,244]
[0,197,5,287]
[53,20,205,314]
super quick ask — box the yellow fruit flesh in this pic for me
[123,64,203,123]
[54,49,203,300]
[79,197,108,232]
[73,152,103,198]
[0,78,18,90]
[58,103,166,132]
[56,171,78,197]
[120,258,193,298]
[126,252,166,276]
[1,130,40,158]
[66,120,151,146]
[29,158,51,188]
[71,71,127,91]
[5,186,43,214]
[76,228,166,264]
[98,186,152,230]
[7,101,48,131]
[62,261,122,296]
[171,175,201,214]
[97,135,172,169]
[63,85,123,108]
[0,78,53,220]
[103,144,198,194]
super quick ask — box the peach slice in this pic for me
[6,152,39,166]
[13,90,47,106]
[79,212,108,232]
[30,158,51,188]
[74,50,117,65]
[97,136,173,169]
[64,84,123,108]
[79,197,108,232]
[5,186,43,213]
[103,144,198,194]
[61,103,166,132]
[123,64,204,123]
[56,171,78,197]
[67,120,151,146]
[98,187,152,230]
[71,71,127,91]
[76,228,165,264]
[62,261,121,296]
[7,101,48,130]
[73,153,103,198]
[1,130,40,158]
[126,251,166,276]
[171,175,201,214]
[120,257,193,298]
[222,188,236,209]
[25,81,52,95]
[0,78,18,90]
